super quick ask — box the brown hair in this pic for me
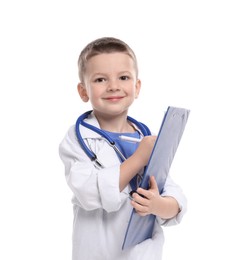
[78,37,138,83]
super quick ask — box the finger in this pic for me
[132,192,148,205]
[131,200,148,213]
[136,210,148,217]
[149,176,158,191]
[135,188,151,200]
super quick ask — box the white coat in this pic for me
[59,112,187,260]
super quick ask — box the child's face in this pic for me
[78,52,140,118]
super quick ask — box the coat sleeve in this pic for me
[157,175,187,226]
[59,126,123,213]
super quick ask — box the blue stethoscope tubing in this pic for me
[75,110,151,167]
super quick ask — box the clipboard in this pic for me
[122,106,190,250]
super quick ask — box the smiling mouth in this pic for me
[104,96,124,101]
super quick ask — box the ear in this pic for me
[77,83,89,102]
[135,79,141,99]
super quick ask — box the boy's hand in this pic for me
[135,136,157,166]
[130,176,161,216]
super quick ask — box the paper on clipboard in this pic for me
[122,106,190,250]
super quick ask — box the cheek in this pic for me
[88,88,102,102]
[130,86,139,98]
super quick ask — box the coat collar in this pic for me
[79,111,102,139]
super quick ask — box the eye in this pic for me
[94,77,106,83]
[120,75,129,81]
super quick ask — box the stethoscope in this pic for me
[75,110,151,169]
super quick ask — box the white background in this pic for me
[0,0,234,259]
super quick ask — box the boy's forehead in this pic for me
[86,52,135,70]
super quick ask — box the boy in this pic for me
[59,37,187,259]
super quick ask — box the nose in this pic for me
[107,79,120,91]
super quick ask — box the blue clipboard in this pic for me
[122,106,190,250]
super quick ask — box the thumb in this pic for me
[149,176,159,191]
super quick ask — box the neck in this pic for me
[94,112,135,133]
